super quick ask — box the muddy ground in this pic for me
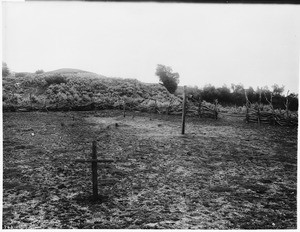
[2,110,297,229]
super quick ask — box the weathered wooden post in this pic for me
[264,92,275,125]
[198,96,202,118]
[258,88,261,125]
[285,91,290,118]
[181,85,187,134]
[75,141,114,200]
[246,107,249,123]
[214,99,218,120]
[91,141,98,199]
[123,99,126,117]
[29,93,33,109]
[269,93,274,125]
[154,99,158,114]
[244,90,249,123]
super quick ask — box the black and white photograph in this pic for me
[2,1,299,229]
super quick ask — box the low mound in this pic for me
[2,69,182,113]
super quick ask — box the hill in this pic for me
[45,68,91,74]
[2,68,182,112]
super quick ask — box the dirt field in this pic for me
[2,110,297,229]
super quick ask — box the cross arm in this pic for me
[75,159,114,163]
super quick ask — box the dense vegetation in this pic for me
[176,84,298,111]
[2,63,298,113]
[2,69,181,112]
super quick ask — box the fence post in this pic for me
[30,93,32,109]
[214,99,218,120]
[181,86,187,134]
[257,107,261,125]
[264,92,275,125]
[285,91,290,118]
[257,88,261,125]
[123,99,126,117]
[91,141,98,199]
[244,90,249,123]
[246,106,249,123]
[198,96,202,118]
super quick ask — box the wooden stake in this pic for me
[123,99,126,117]
[91,141,98,199]
[198,96,202,118]
[257,106,261,125]
[258,88,261,125]
[244,89,251,123]
[214,99,218,120]
[285,90,290,118]
[181,85,187,134]
[30,93,32,109]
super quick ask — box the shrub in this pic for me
[15,72,32,78]
[35,70,44,74]
[44,74,68,86]
[155,64,180,94]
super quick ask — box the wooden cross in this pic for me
[75,141,114,200]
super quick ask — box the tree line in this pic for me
[155,64,298,111]
[176,84,298,111]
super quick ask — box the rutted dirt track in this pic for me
[2,110,297,229]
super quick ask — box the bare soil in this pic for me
[2,110,297,229]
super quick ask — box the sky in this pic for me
[2,2,300,94]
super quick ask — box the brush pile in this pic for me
[246,108,298,127]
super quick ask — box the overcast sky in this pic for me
[2,2,300,94]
